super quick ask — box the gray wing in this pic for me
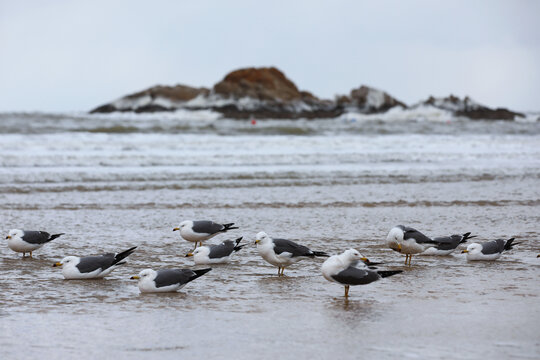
[76,254,115,273]
[21,231,51,244]
[331,266,380,285]
[480,240,505,255]
[432,235,461,251]
[154,269,196,288]
[192,221,224,235]
[208,240,235,259]
[272,239,313,257]
[402,227,435,244]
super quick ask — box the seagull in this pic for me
[386,225,435,265]
[173,220,238,250]
[386,225,474,265]
[461,238,518,261]
[6,229,64,258]
[53,247,137,279]
[255,231,329,276]
[130,268,211,293]
[321,249,402,297]
[186,237,246,265]
[420,232,476,256]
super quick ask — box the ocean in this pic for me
[1,110,539,359]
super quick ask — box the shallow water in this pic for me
[1,112,539,359]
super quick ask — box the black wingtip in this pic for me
[234,244,247,252]
[234,237,243,245]
[364,261,385,266]
[222,223,239,232]
[121,246,138,256]
[312,251,330,257]
[504,238,518,251]
[193,268,212,277]
[113,246,137,265]
[377,270,403,278]
[49,233,65,241]
[461,232,476,243]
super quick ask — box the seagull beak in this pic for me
[537,254,540,258]
[130,275,140,280]
[53,262,62,267]
[172,227,179,231]
[461,250,469,253]
[360,257,369,262]
[185,253,193,257]
[6,235,11,239]
[397,244,402,252]
[254,239,260,244]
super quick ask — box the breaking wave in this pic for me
[0,109,538,135]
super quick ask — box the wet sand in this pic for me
[1,114,539,359]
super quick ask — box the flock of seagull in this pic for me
[5,220,526,297]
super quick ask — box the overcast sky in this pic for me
[1,0,539,112]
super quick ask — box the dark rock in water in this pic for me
[420,95,524,120]
[90,67,341,118]
[209,67,341,119]
[90,103,119,114]
[336,85,407,113]
[127,84,210,102]
[88,67,403,119]
[213,67,302,102]
[88,67,525,120]
[90,84,209,113]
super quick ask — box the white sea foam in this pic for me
[185,94,316,113]
[340,104,457,122]
[112,94,152,110]
[365,87,386,109]
[517,112,540,123]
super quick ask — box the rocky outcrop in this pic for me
[213,67,301,101]
[206,67,339,119]
[89,67,525,120]
[419,95,524,120]
[90,85,209,113]
[336,85,407,113]
[90,67,343,118]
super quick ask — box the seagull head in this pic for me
[130,268,156,281]
[6,229,23,240]
[342,248,369,263]
[386,226,404,252]
[173,220,191,232]
[388,226,405,240]
[462,243,482,254]
[255,231,270,245]
[186,247,209,258]
[53,256,78,267]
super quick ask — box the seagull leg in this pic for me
[277,266,281,276]
[344,285,350,298]
[199,241,202,247]
[404,254,408,264]
[408,255,412,266]
[22,252,26,258]
[281,267,285,276]
[29,252,33,258]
